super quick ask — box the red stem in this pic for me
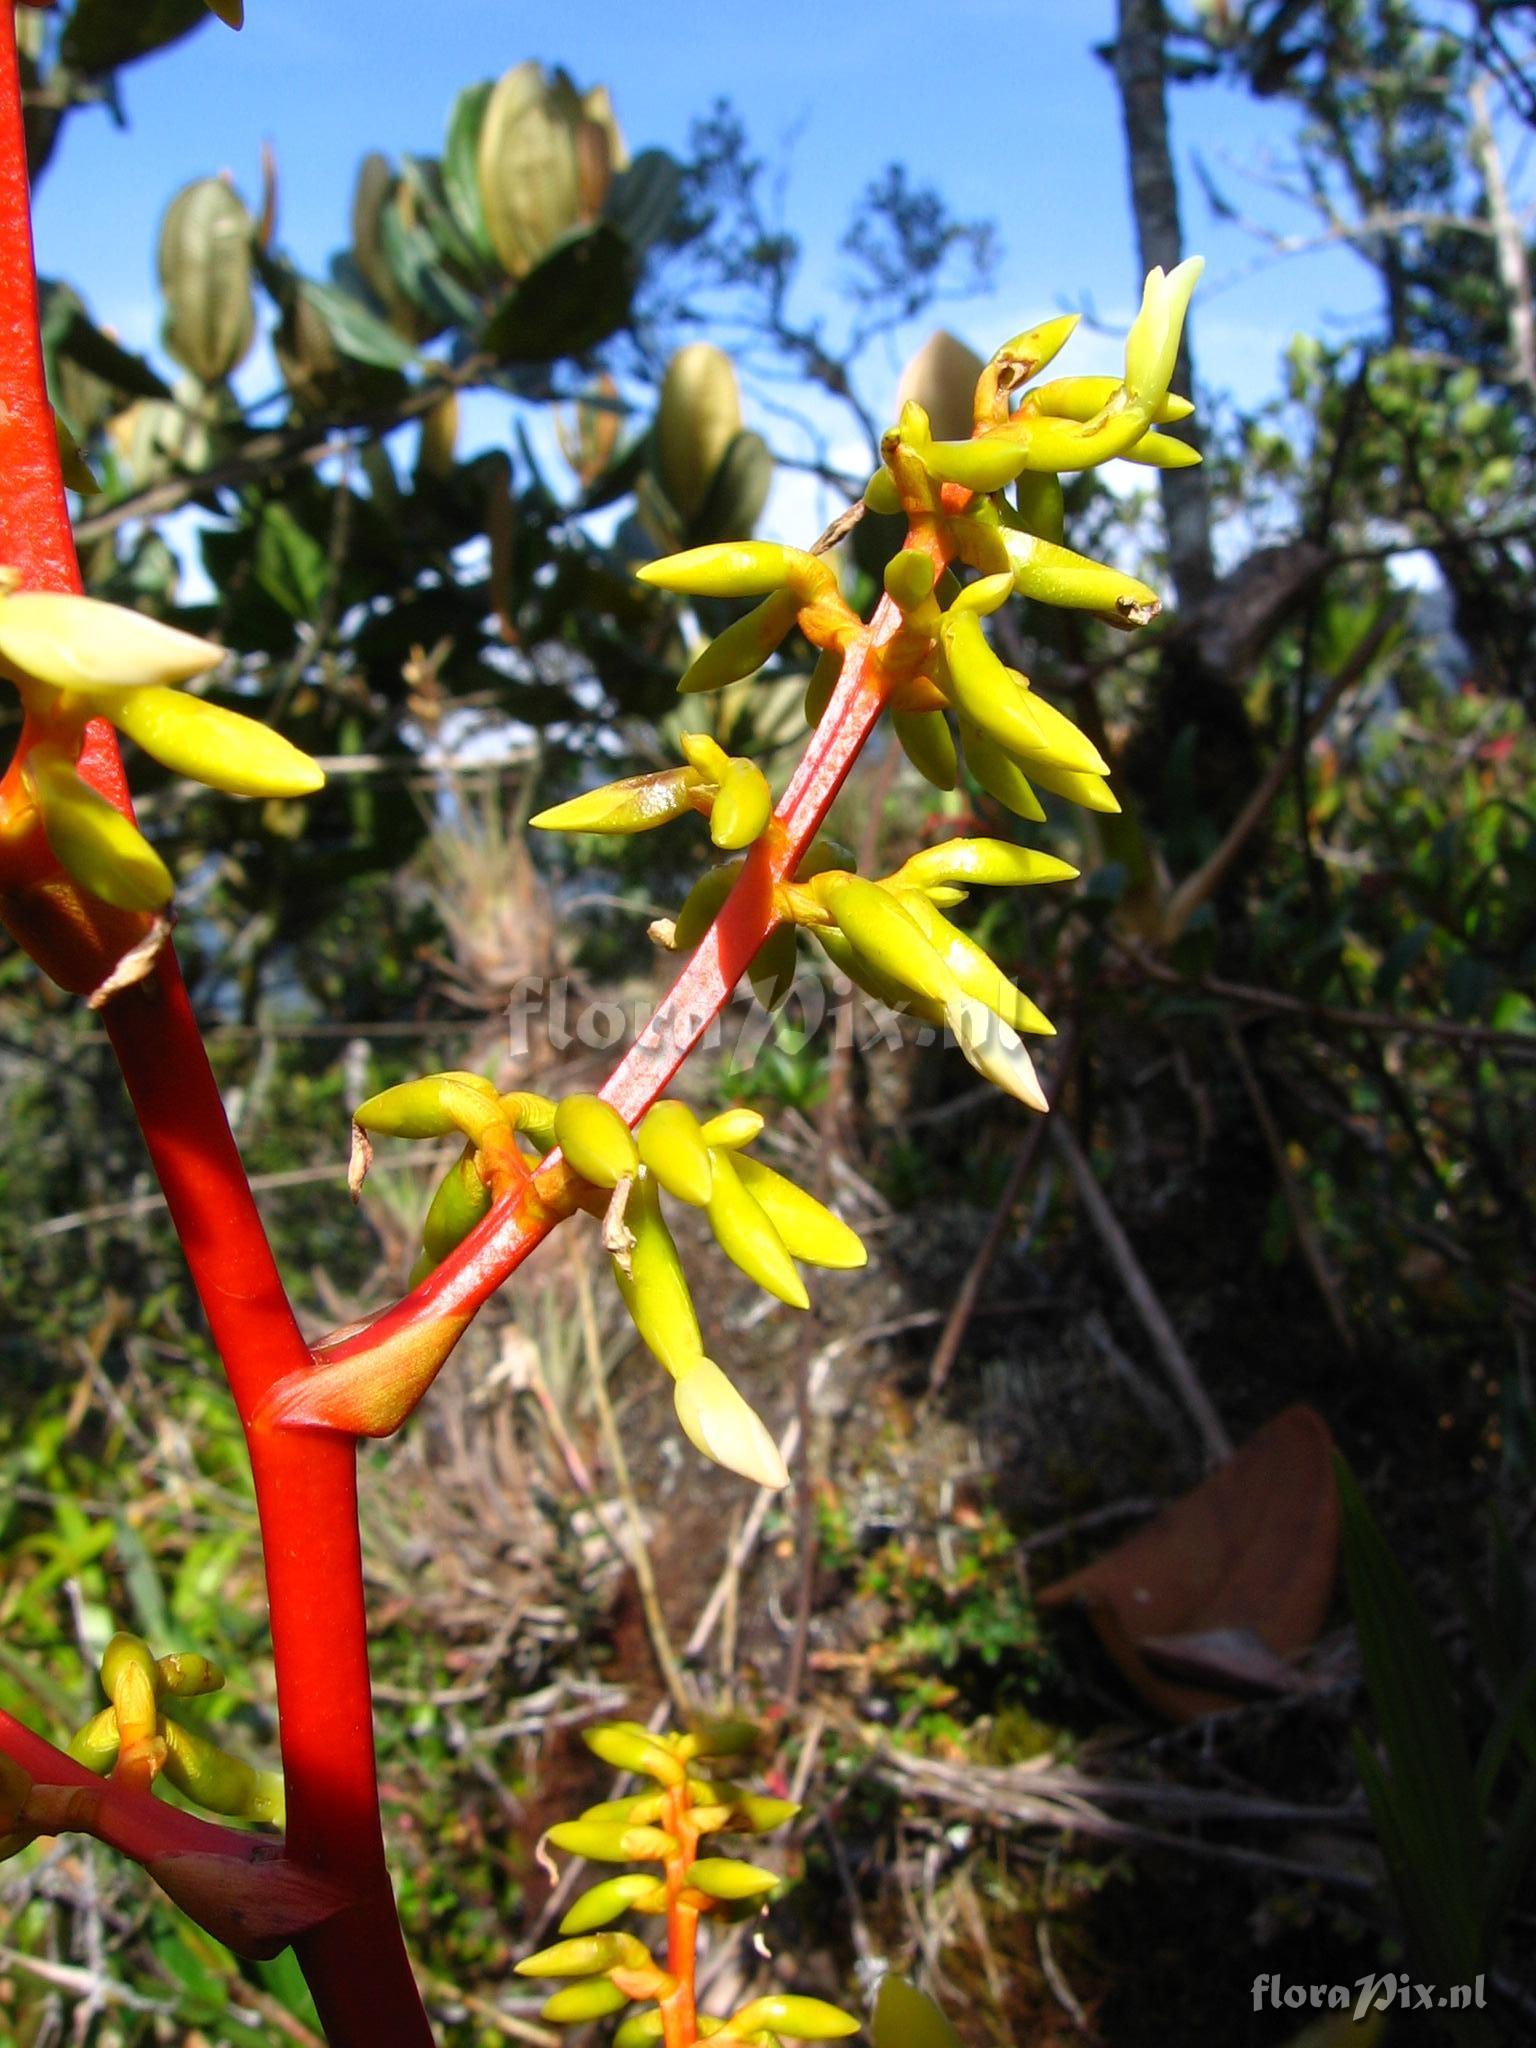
[0,24,430,2045]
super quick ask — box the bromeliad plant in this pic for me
[517,1719,858,2048]
[0,5,1200,2037]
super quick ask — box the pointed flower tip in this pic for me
[674,1360,789,1490]
[0,590,225,694]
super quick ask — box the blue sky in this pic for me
[26,0,1406,568]
[30,0,1385,398]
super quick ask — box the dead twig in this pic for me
[1050,1118,1232,1464]
[923,1025,1078,1408]
[1115,950,1536,1058]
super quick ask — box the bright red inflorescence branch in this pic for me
[0,16,432,2044]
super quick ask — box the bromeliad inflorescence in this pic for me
[349,1077,866,1488]
[351,264,1201,1500]
[0,1630,282,1864]
[518,1719,857,2048]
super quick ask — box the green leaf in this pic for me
[480,224,636,364]
[1373,921,1433,1005]
[1482,1758,1536,1951]
[61,0,210,74]
[300,280,419,371]
[1336,1454,1486,1980]
[253,502,330,621]
[443,81,497,263]
[604,149,683,257]
[872,1976,961,2048]
[38,281,171,402]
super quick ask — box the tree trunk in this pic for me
[1108,0,1217,610]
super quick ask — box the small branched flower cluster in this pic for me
[353,261,1202,1492]
[518,1719,857,2048]
[349,1078,864,1485]
[0,1632,281,1863]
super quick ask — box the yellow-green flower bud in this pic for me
[554,1094,638,1189]
[698,1107,764,1150]
[946,991,1049,1111]
[673,1358,788,1490]
[577,1791,667,1828]
[983,314,1081,392]
[561,1874,667,1935]
[610,1178,701,1376]
[154,1654,223,1700]
[883,549,936,611]
[803,648,841,727]
[685,1857,779,1900]
[728,1995,860,2039]
[814,923,945,1028]
[637,1101,713,1206]
[873,1978,965,2048]
[1012,473,1065,546]
[731,1792,800,1833]
[947,570,1013,617]
[677,1719,761,1761]
[1028,376,1193,425]
[939,614,1106,776]
[679,731,731,780]
[530,766,703,835]
[1124,258,1203,407]
[956,718,1046,822]
[582,1723,686,1786]
[637,543,814,601]
[1120,429,1201,469]
[672,862,742,952]
[159,1717,284,1825]
[518,1932,653,1978]
[542,1980,631,2024]
[917,432,1032,495]
[502,1091,559,1151]
[613,2015,667,2048]
[748,925,797,1011]
[819,876,955,1009]
[545,1820,677,1863]
[894,891,1054,1036]
[67,1707,121,1774]
[0,591,222,693]
[102,1633,158,1708]
[705,1153,807,1309]
[863,467,901,515]
[419,1147,492,1268]
[101,686,324,798]
[892,707,957,792]
[1001,528,1160,627]
[731,1156,865,1270]
[353,1072,503,1146]
[679,590,801,694]
[24,747,173,911]
[1015,757,1121,813]
[893,839,1078,892]
[710,759,773,850]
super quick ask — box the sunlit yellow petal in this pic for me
[0,592,222,692]
[101,685,324,797]
[25,748,172,911]
[673,1359,788,1489]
